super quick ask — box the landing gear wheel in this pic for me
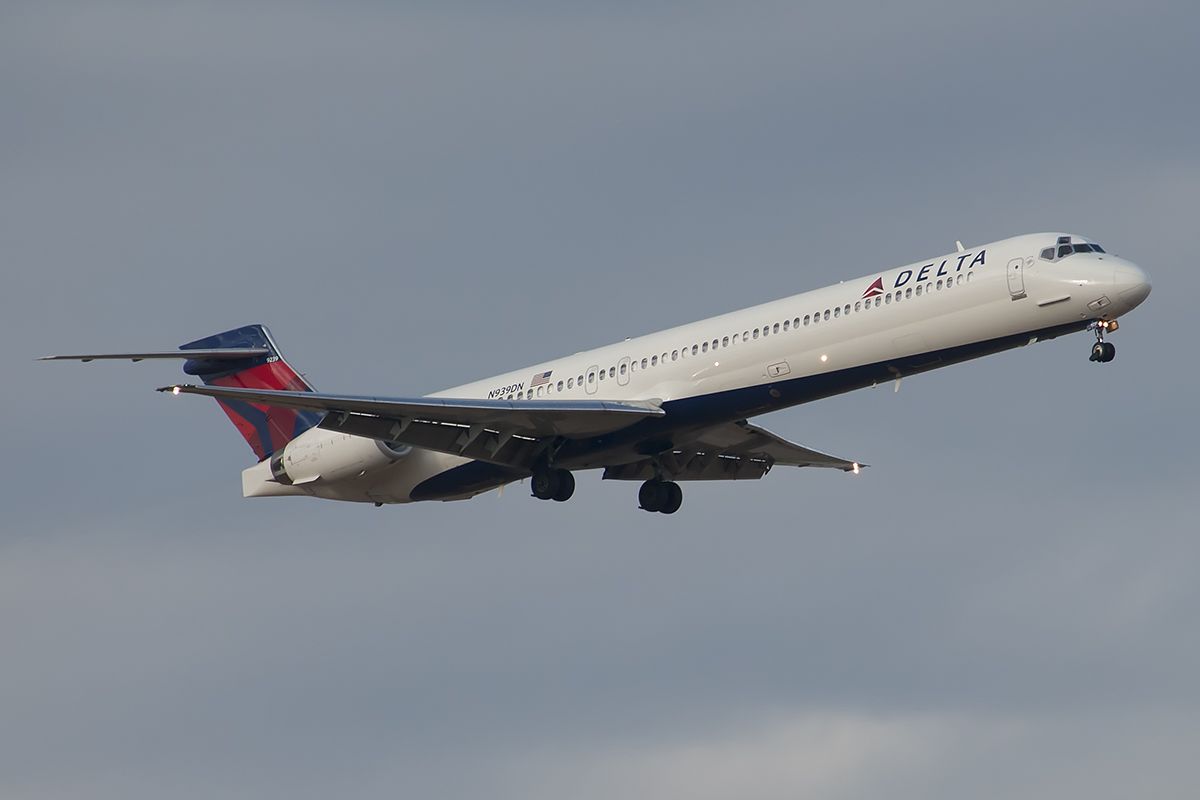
[639,480,682,513]
[1090,341,1116,363]
[531,469,560,500]
[639,480,663,512]
[552,470,575,502]
[659,481,683,515]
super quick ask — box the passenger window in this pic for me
[937,279,943,289]
[619,363,626,375]
[885,293,891,304]
[588,372,595,384]
[609,366,615,377]
[641,358,648,369]
[957,274,964,285]
[598,370,605,380]
[672,350,678,361]
[722,336,729,347]
[773,323,780,334]
[967,271,973,282]
[702,342,708,353]
[578,374,584,385]
[875,297,881,307]
[854,301,861,312]
[743,330,750,340]
[651,355,658,366]
[834,307,841,318]
[844,305,850,315]
[783,320,790,331]
[905,288,912,299]
[733,333,740,343]
[691,344,698,355]
[823,310,830,320]
[712,339,718,350]
[537,386,543,397]
[567,378,574,389]
[752,329,759,339]
[793,317,800,328]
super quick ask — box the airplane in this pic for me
[42,232,1150,514]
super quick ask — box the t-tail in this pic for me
[179,325,323,460]
[41,323,322,461]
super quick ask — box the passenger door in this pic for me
[1007,257,1026,299]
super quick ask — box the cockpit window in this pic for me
[1044,237,1106,261]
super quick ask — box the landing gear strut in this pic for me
[639,479,683,514]
[1089,320,1116,363]
[531,468,575,502]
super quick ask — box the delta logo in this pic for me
[862,250,988,298]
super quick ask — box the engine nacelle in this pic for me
[268,429,410,486]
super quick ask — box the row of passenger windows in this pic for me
[508,271,975,399]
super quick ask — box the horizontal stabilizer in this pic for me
[39,348,270,363]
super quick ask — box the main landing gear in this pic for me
[531,468,575,502]
[639,479,683,515]
[1089,320,1117,363]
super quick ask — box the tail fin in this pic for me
[180,324,322,460]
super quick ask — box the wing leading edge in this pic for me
[160,383,664,439]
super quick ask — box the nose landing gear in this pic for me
[1088,320,1117,363]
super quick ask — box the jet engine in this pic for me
[268,429,410,486]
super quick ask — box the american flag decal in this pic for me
[531,370,553,386]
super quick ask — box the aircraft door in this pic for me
[1007,257,1026,299]
[617,357,631,386]
[585,365,599,395]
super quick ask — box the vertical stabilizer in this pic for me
[180,324,322,460]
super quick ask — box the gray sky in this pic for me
[3,2,1198,798]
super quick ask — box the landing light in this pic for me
[852,462,860,475]
[172,386,181,396]
[820,354,828,363]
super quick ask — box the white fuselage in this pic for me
[243,232,1150,503]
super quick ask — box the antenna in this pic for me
[955,240,965,252]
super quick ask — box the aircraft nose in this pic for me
[1113,260,1151,311]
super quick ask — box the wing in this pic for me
[601,420,862,481]
[161,384,663,465]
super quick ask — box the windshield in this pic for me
[1040,236,1105,261]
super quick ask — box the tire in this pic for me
[639,480,662,512]
[531,469,559,500]
[659,482,683,515]
[1102,342,1116,362]
[552,470,575,502]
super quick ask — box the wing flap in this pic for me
[602,420,862,482]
